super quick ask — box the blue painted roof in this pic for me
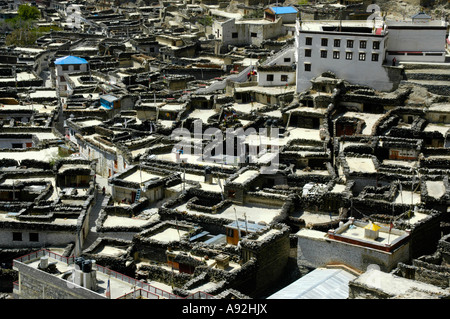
[269,6,298,15]
[54,55,88,65]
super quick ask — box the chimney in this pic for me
[364,222,381,240]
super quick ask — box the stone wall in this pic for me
[297,230,410,272]
[13,261,105,299]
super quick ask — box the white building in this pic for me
[385,18,448,64]
[295,19,390,93]
[212,18,285,47]
[54,55,89,97]
[295,15,448,93]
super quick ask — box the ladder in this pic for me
[135,189,141,202]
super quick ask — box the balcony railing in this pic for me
[13,249,215,299]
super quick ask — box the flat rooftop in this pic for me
[298,20,385,34]
[352,268,450,298]
[338,223,402,246]
[345,157,377,173]
[13,249,182,299]
[425,180,446,199]
[102,215,153,228]
[231,169,259,184]
[172,201,283,225]
[146,227,189,242]
[121,170,164,184]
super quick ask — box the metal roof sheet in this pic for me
[267,268,356,299]
[269,6,298,15]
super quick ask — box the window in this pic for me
[284,57,291,63]
[281,74,288,82]
[304,63,311,72]
[251,32,257,37]
[320,50,327,58]
[372,53,379,61]
[60,76,65,82]
[266,74,274,81]
[360,40,367,49]
[333,51,340,59]
[334,39,341,47]
[232,32,238,38]
[359,52,366,61]
[12,232,22,241]
[321,38,328,46]
[347,40,354,48]
[305,37,312,45]
[373,41,380,50]
[29,233,39,242]
[305,49,311,57]
[73,64,80,71]
[346,52,353,60]
[62,65,69,71]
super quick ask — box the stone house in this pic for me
[297,217,411,272]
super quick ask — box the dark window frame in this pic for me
[29,232,39,242]
[12,232,22,241]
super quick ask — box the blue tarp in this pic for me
[55,55,88,65]
[269,6,298,15]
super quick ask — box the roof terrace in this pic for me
[13,249,213,299]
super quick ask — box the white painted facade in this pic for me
[258,46,296,87]
[295,20,391,93]
[385,19,448,64]
[295,17,448,93]
[212,18,285,47]
[77,136,127,178]
[258,69,296,87]
[55,63,88,96]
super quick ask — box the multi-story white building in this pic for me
[295,19,391,93]
[385,16,448,64]
[295,15,448,93]
[54,55,89,97]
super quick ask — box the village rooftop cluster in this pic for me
[0,0,449,300]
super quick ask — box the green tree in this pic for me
[17,4,41,21]
[198,15,213,32]
[5,28,39,46]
